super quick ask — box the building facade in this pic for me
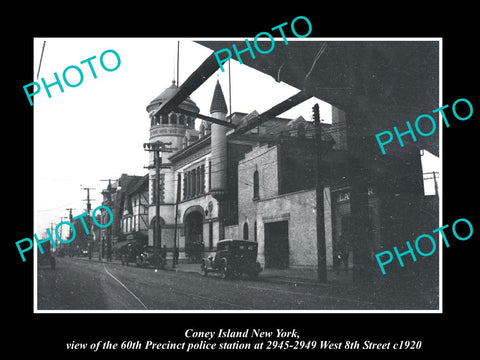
[142,78,383,270]
[100,174,149,259]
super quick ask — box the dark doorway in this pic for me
[264,221,289,269]
[185,211,204,262]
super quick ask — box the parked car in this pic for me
[121,243,140,266]
[200,239,262,279]
[136,246,165,270]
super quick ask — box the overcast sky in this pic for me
[32,38,440,234]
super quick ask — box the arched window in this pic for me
[161,114,169,124]
[179,115,185,125]
[253,170,259,200]
[170,113,177,125]
[243,222,249,240]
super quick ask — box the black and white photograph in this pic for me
[8,7,478,357]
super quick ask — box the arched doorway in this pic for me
[149,216,165,248]
[184,207,204,263]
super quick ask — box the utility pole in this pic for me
[100,179,116,188]
[58,216,68,240]
[81,186,96,259]
[81,186,96,213]
[66,208,74,256]
[144,141,173,250]
[172,172,181,268]
[100,179,116,261]
[66,208,74,236]
[177,40,180,87]
[47,222,55,255]
[313,103,327,283]
[57,216,68,253]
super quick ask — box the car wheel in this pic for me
[220,261,230,280]
[200,262,208,277]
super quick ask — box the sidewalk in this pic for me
[164,261,353,287]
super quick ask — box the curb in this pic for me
[74,256,343,289]
[163,265,339,288]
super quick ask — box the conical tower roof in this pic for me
[210,80,228,114]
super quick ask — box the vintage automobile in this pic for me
[136,245,165,270]
[200,239,262,279]
[121,243,141,266]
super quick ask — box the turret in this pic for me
[146,80,200,160]
[209,80,228,200]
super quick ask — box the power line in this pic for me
[36,200,79,213]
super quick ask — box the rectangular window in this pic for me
[253,170,259,200]
[182,163,208,200]
[183,172,187,200]
[200,165,205,194]
[208,161,212,191]
[196,168,201,195]
[209,222,213,250]
[192,169,197,196]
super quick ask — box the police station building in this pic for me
[143,79,382,271]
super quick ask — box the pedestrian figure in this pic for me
[161,245,167,263]
[153,248,161,271]
[174,247,179,266]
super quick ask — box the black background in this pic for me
[6,5,477,357]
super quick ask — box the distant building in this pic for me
[100,174,149,259]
